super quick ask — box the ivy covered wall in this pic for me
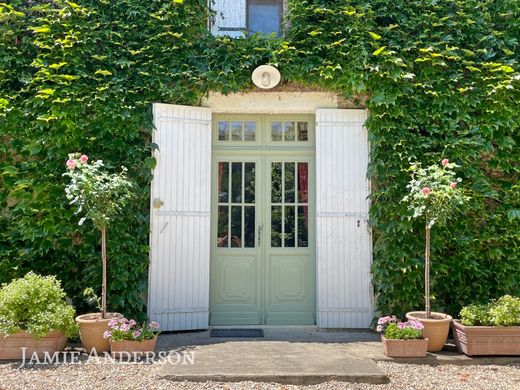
[1,0,518,319]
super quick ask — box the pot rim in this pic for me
[406,311,453,322]
[76,312,123,323]
[381,335,429,342]
[452,319,520,329]
[109,334,158,344]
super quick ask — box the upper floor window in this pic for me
[210,0,283,37]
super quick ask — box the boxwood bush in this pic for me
[0,272,78,338]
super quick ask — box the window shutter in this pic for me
[210,0,247,37]
[148,103,212,331]
[315,109,373,328]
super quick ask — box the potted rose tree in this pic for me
[402,158,468,352]
[64,153,132,352]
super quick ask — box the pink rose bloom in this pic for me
[442,159,449,166]
[132,330,141,338]
[450,182,457,189]
[421,187,431,195]
[66,159,76,169]
[79,154,88,163]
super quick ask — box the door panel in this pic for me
[210,157,262,325]
[264,157,315,325]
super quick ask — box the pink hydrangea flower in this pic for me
[132,330,141,338]
[79,154,88,163]
[450,182,457,189]
[422,187,431,196]
[66,159,76,170]
[442,159,449,166]
[102,330,112,339]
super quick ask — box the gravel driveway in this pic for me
[1,360,520,390]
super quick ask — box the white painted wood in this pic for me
[148,103,212,331]
[210,0,246,37]
[315,109,373,328]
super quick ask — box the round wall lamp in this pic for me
[251,65,281,89]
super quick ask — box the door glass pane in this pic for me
[284,121,295,141]
[244,206,255,248]
[271,121,282,141]
[231,121,243,141]
[218,162,229,203]
[284,206,295,247]
[297,122,308,141]
[271,206,282,247]
[284,162,295,203]
[271,162,282,203]
[231,162,242,202]
[244,163,255,203]
[298,162,308,203]
[231,206,242,248]
[218,121,229,141]
[244,121,256,141]
[217,206,229,247]
[298,206,308,247]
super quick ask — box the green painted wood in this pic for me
[210,114,316,325]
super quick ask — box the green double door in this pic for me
[210,115,316,325]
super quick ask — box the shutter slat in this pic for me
[210,0,246,37]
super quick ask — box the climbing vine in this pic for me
[1,0,518,319]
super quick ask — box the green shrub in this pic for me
[0,272,78,338]
[460,295,520,326]
[384,322,423,340]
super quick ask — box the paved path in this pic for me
[157,327,520,385]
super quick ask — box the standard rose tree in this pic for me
[64,153,133,318]
[402,158,468,318]
[402,158,469,351]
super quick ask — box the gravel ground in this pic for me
[1,359,520,390]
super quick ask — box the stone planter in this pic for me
[109,335,158,359]
[452,320,520,356]
[381,336,429,357]
[0,331,68,360]
[76,312,123,353]
[406,311,452,352]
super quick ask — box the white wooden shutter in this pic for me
[148,103,211,331]
[315,109,373,328]
[210,0,246,37]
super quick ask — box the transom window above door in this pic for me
[213,114,314,147]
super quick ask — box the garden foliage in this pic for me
[0,0,519,318]
[460,295,520,326]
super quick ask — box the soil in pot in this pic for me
[0,331,68,360]
[76,312,123,353]
[406,311,452,352]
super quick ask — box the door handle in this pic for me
[258,224,263,247]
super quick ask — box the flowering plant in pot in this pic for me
[64,153,133,352]
[103,318,161,358]
[0,272,78,360]
[377,316,428,357]
[453,295,520,356]
[402,158,468,351]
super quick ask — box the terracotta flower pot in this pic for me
[381,336,429,357]
[0,331,67,360]
[406,311,452,352]
[452,320,520,356]
[109,335,158,359]
[76,312,123,353]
